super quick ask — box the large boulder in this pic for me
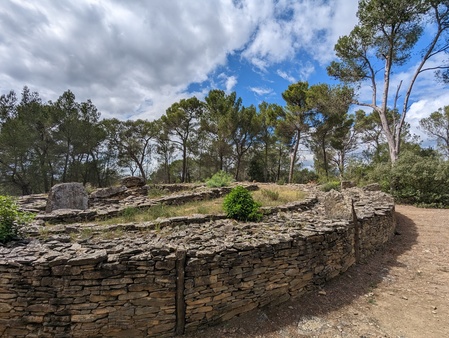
[46,183,89,213]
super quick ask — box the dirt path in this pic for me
[185,205,449,338]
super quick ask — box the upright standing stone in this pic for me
[321,189,353,220]
[46,183,89,213]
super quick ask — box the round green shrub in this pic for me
[0,195,34,243]
[223,186,262,222]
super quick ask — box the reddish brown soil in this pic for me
[184,205,449,338]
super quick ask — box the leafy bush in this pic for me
[390,152,449,207]
[0,195,34,243]
[367,151,449,207]
[223,186,262,222]
[365,162,392,192]
[206,171,235,188]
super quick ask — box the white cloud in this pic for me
[407,93,449,144]
[249,86,274,96]
[217,73,238,93]
[0,0,360,121]
[0,0,256,120]
[277,70,296,83]
[298,61,315,81]
[225,76,238,92]
[242,0,359,69]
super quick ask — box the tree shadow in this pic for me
[183,210,418,337]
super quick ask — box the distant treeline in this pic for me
[0,85,447,197]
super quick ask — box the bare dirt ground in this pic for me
[184,205,449,338]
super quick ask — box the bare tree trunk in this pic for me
[288,130,300,184]
[181,145,187,183]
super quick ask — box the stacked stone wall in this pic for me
[182,223,356,332]
[1,188,395,337]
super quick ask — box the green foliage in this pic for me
[261,189,279,201]
[320,181,341,192]
[223,186,262,222]
[0,195,34,243]
[365,162,392,192]
[206,171,235,188]
[391,152,449,207]
[276,178,286,185]
[0,87,118,194]
[419,106,449,157]
[367,151,449,207]
[248,156,265,182]
[293,168,319,184]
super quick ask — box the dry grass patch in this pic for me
[97,185,305,225]
[253,185,306,207]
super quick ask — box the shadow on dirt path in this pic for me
[184,209,420,337]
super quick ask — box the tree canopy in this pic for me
[328,0,449,163]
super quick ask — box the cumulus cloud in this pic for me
[0,0,256,120]
[8,0,445,126]
[242,0,359,69]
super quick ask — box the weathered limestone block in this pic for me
[89,185,127,200]
[321,189,353,220]
[46,183,88,213]
[121,176,146,188]
[363,183,381,191]
[341,181,356,189]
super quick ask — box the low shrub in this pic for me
[206,171,235,188]
[0,195,34,243]
[223,186,262,222]
[367,151,449,207]
[390,152,449,206]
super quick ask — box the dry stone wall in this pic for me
[1,187,395,337]
[27,184,258,225]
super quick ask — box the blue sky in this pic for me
[0,0,448,145]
